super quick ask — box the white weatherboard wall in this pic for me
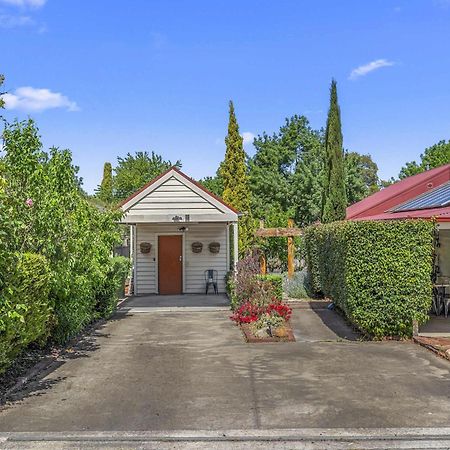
[126,176,224,219]
[135,223,228,294]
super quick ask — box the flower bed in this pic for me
[240,321,295,343]
[229,254,295,342]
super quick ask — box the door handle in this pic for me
[179,255,183,262]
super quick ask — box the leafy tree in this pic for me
[113,151,181,201]
[96,162,113,205]
[321,79,347,222]
[199,173,223,197]
[220,101,254,254]
[345,151,379,205]
[399,140,450,179]
[0,74,5,110]
[1,119,122,343]
[249,115,323,225]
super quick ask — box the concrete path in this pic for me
[120,293,230,312]
[0,301,450,437]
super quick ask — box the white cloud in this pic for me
[242,131,255,146]
[4,86,79,112]
[349,59,395,80]
[0,14,33,27]
[0,0,46,7]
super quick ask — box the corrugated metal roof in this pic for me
[390,181,450,212]
[352,205,450,221]
[346,163,450,220]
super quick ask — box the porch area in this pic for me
[419,316,450,337]
[120,294,230,312]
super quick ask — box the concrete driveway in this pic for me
[1,300,450,433]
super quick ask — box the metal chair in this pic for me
[443,294,450,318]
[432,286,444,315]
[204,269,218,294]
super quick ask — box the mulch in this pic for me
[240,322,296,343]
[413,336,450,361]
[0,344,62,403]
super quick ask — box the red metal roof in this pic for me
[118,166,240,214]
[352,205,450,222]
[346,164,450,221]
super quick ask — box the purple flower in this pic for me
[25,198,33,208]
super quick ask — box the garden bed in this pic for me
[240,321,296,343]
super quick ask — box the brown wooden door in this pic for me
[158,235,183,295]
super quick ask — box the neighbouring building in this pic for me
[347,163,450,280]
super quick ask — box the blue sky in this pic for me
[1,0,450,193]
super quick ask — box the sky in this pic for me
[1,0,450,193]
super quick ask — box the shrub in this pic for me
[266,302,292,321]
[0,253,52,373]
[225,270,238,309]
[304,220,435,338]
[230,300,292,325]
[232,253,261,307]
[282,269,313,299]
[251,312,285,333]
[230,301,263,324]
[0,119,123,346]
[257,274,283,301]
[94,256,130,318]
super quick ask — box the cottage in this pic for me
[120,167,239,295]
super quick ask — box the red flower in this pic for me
[266,302,292,321]
[230,301,263,324]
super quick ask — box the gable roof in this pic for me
[119,166,239,216]
[346,164,450,220]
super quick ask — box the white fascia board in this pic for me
[120,212,238,224]
[120,169,238,220]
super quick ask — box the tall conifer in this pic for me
[97,162,113,205]
[220,101,253,255]
[321,79,347,222]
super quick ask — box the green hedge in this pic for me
[0,253,52,373]
[257,274,283,301]
[94,256,130,318]
[51,256,130,343]
[304,220,435,338]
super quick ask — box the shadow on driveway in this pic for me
[290,302,360,342]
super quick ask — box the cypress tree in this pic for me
[97,162,113,205]
[321,79,347,223]
[220,100,253,255]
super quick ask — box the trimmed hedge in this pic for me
[304,220,435,338]
[257,274,283,301]
[0,253,52,372]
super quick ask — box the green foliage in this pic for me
[399,140,450,179]
[283,269,313,299]
[94,256,130,318]
[257,274,283,301]
[322,79,347,222]
[220,101,254,255]
[0,253,52,373]
[304,220,435,337]
[249,115,324,226]
[96,162,113,205]
[0,74,4,110]
[0,119,123,353]
[198,174,223,197]
[345,152,379,205]
[113,151,181,201]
